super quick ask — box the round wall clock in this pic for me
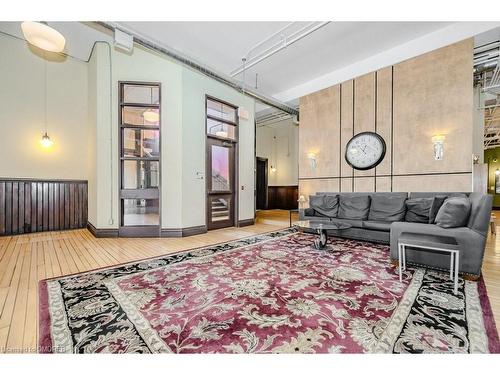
[345,132,386,170]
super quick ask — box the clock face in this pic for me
[345,132,386,170]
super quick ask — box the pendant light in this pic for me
[143,88,159,123]
[21,21,66,53]
[143,109,159,123]
[39,51,53,148]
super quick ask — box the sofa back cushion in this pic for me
[338,194,370,220]
[405,198,434,223]
[435,197,472,228]
[368,193,407,222]
[309,194,339,217]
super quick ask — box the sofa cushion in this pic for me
[309,194,339,217]
[368,194,407,222]
[331,218,364,229]
[338,195,370,220]
[428,195,447,223]
[435,197,471,228]
[362,220,392,232]
[404,198,434,223]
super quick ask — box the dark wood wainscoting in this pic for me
[0,179,88,236]
[267,185,298,210]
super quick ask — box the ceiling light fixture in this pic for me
[21,21,66,53]
[40,132,53,148]
[143,109,159,123]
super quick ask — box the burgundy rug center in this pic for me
[106,235,406,353]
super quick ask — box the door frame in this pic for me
[256,157,268,210]
[205,95,239,230]
[118,81,162,237]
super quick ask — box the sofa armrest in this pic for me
[390,222,486,276]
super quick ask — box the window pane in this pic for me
[123,160,159,189]
[123,84,159,105]
[210,196,231,222]
[211,145,230,191]
[123,129,159,158]
[122,106,159,126]
[123,199,159,226]
[207,99,236,123]
[207,118,236,140]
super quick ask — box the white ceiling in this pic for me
[116,21,453,97]
[2,21,500,110]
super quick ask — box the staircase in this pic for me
[211,198,229,221]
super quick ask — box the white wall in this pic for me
[182,68,255,226]
[256,118,298,186]
[0,34,88,180]
[88,43,255,229]
[0,33,255,231]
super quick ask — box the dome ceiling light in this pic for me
[21,21,66,53]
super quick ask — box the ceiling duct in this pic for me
[95,22,299,116]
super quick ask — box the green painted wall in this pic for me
[484,147,500,208]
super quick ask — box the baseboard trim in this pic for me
[87,222,119,238]
[238,218,255,227]
[161,225,207,238]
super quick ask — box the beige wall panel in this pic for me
[354,72,376,177]
[341,178,353,192]
[298,85,340,179]
[375,176,392,192]
[341,80,354,177]
[393,173,472,192]
[393,39,473,176]
[354,177,375,192]
[299,179,340,205]
[375,67,392,176]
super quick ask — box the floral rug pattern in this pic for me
[39,229,499,353]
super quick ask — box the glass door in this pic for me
[119,82,161,237]
[207,138,235,229]
[206,96,238,230]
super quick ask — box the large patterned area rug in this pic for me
[39,229,500,353]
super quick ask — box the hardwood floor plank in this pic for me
[6,243,30,351]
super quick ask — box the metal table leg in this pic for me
[398,243,404,282]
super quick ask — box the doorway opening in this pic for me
[255,107,299,225]
[206,96,238,230]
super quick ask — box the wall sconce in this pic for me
[431,135,445,160]
[40,132,54,148]
[270,165,277,173]
[307,152,317,169]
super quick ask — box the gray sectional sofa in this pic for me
[299,192,493,277]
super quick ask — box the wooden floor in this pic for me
[0,209,498,353]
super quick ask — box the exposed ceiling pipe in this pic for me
[244,22,296,59]
[95,21,299,116]
[231,21,330,77]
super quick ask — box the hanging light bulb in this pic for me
[143,109,159,123]
[40,132,53,148]
[21,22,66,53]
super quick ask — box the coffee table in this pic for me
[293,220,352,250]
